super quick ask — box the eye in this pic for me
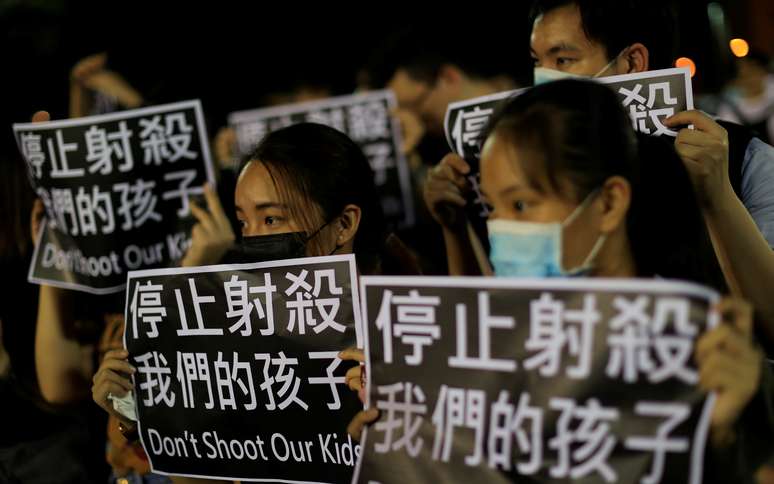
[264,216,278,226]
[514,200,527,212]
[556,57,576,67]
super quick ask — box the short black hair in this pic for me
[530,0,678,70]
[361,24,531,89]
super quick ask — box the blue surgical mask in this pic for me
[487,192,607,278]
[533,48,627,86]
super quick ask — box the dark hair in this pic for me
[483,79,726,289]
[360,25,530,89]
[530,0,678,70]
[241,123,387,274]
[0,156,34,259]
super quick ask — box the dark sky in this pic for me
[0,1,749,159]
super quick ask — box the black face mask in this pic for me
[222,218,340,264]
[223,232,307,264]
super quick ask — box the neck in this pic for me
[592,233,638,278]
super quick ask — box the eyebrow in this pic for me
[531,42,581,56]
[498,185,528,197]
[235,202,287,213]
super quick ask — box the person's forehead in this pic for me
[388,69,430,103]
[236,161,278,200]
[531,4,595,53]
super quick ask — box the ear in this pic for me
[620,42,649,74]
[597,176,631,234]
[335,204,362,249]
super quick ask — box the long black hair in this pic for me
[241,123,389,275]
[483,79,726,290]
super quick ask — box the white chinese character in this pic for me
[523,293,599,378]
[254,352,308,411]
[113,179,162,230]
[214,351,257,411]
[374,382,427,456]
[619,82,679,136]
[35,188,57,230]
[175,278,223,336]
[224,273,277,336]
[268,116,293,131]
[306,108,346,133]
[347,101,390,141]
[363,142,395,186]
[449,291,516,372]
[50,188,79,235]
[236,121,267,154]
[431,385,486,466]
[376,289,441,366]
[84,121,134,174]
[20,132,46,178]
[451,106,493,156]
[176,352,214,409]
[285,269,345,335]
[139,113,196,164]
[308,351,346,410]
[75,186,115,235]
[48,130,84,178]
[607,295,655,382]
[625,402,691,484]
[549,397,619,482]
[487,391,543,474]
[129,280,167,339]
[135,351,175,407]
[650,297,698,384]
[468,173,491,217]
[162,169,204,217]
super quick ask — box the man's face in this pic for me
[388,68,454,135]
[530,4,615,77]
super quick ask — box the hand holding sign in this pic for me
[423,153,471,230]
[181,183,235,267]
[665,110,731,209]
[92,348,136,425]
[696,297,762,447]
[27,111,51,245]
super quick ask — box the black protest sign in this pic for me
[354,276,717,484]
[13,100,215,294]
[125,255,363,483]
[228,90,415,229]
[443,67,694,220]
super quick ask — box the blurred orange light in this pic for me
[675,57,696,77]
[730,38,749,57]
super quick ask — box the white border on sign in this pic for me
[443,88,523,154]
[13,99,203,131]
[228,90,394,124]
[125,253,363,484]
[228,90,415,228]
[352,275,718,484]
[27,218,127,295]
[19,100,216,295]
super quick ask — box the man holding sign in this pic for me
[426,0,774,354]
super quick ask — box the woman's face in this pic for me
[235,160,303,238]
[234,160,341,257]
[480,131,603,271]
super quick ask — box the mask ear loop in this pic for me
[561,188,606,275]
[592,46,630,78]
[305,215,346,256]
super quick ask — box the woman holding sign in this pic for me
[348,79,771,481]
[92,122,420,483]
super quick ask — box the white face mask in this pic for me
[533,47,628,86]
